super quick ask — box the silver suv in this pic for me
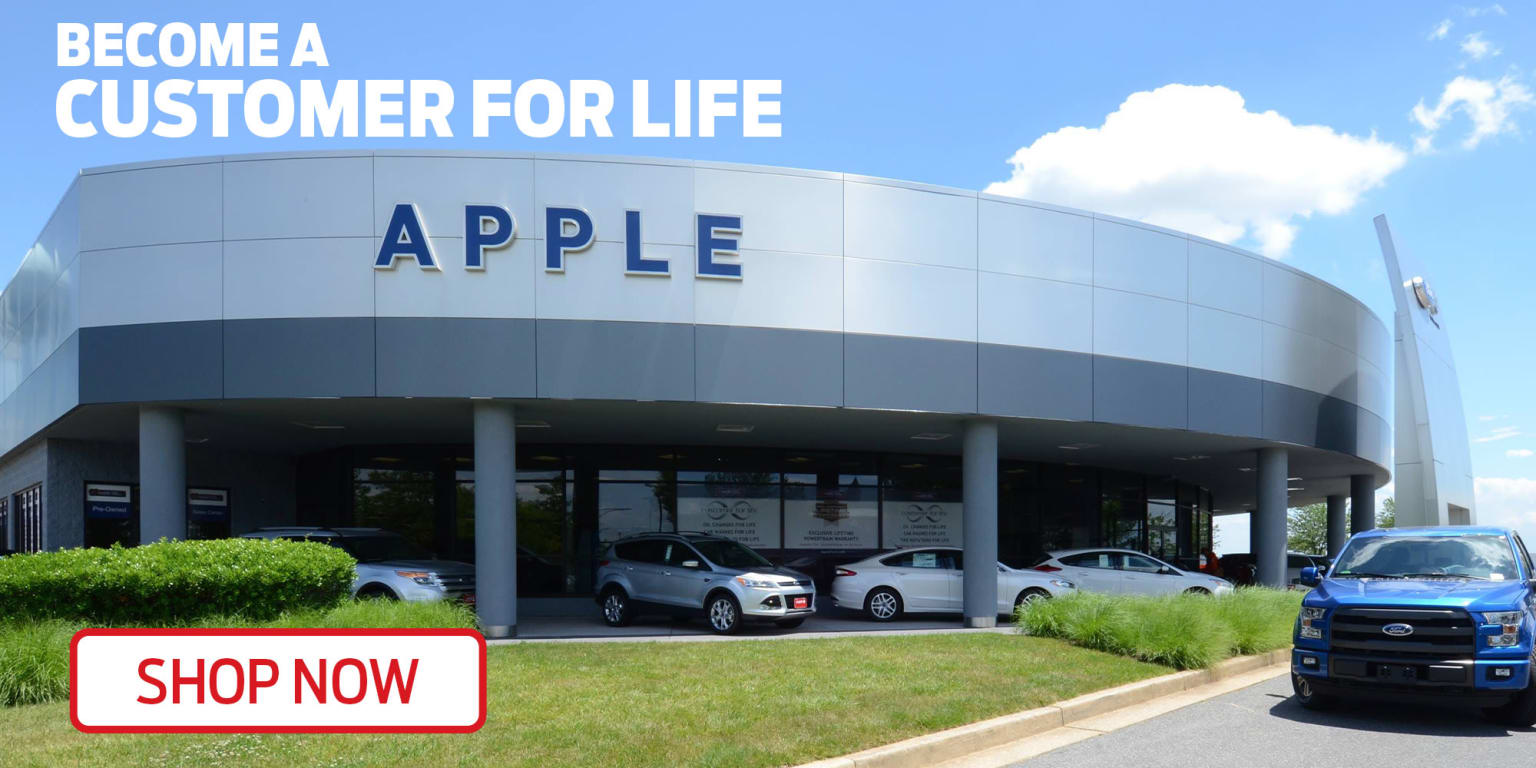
[595,532,815,634]
[239,527,476,603]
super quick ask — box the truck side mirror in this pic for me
[1299,566,1319,587]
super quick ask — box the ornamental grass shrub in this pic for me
[0,538,356,624]
[1016,587,1303,670]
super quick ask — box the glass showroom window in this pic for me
[16,484,42,552]
[1039,464,1099,552]
[352,465,436,556]
[1101,471,1145,551]
[675,450,782,550]
[783,451,878,553]
[1147,478,1178,562]
[998,462,1042,568]
[881,455,962,550]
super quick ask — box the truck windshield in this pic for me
[1332,534,1521,581]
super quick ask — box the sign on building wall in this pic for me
[676,485,780,548]
[881,499,963,548]
[187,488,231,540]
[86,484,133,519]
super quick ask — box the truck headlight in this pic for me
[1482,611,1523,627]
[1298,606,1327,639]
[1482,611,1522,647]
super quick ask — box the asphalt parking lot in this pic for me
[1015,674,1533,767]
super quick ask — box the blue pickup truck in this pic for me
[1291,526,1536,725]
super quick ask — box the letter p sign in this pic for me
[465,205,515,270]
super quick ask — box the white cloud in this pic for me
[1465,4,1507,17]
[984,84,1407,257]
[1476,425,1522,443]
[1507,449,1535,458]
[1412,75,1535,152]
[1460,32,1501,60]
[1474,477,1536,538]
[1430,19,1453,40]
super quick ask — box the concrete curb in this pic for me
[794,648,1291,768]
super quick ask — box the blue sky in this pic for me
[3,2,1534,542]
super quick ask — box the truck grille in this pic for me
[1329,607,1476,660]
[438,574,476,594]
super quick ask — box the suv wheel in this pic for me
[357,584,399,600]
[1291,673,1336,710]
[865,587,903,622]
[1483,666,1536,727]
[601,588,634,627]
[707,593,742,634]
[1184,587,1212,596]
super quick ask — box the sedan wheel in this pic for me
[708,594,742,634]
[866,588,902,622]
[1015,588,1050,610]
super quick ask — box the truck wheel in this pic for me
[1483,667,1536,727]
[1291,673,1336,710]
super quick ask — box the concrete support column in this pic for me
[1254,447,1288,588]
[138,406,186,545]
[1326,494,1348,558]
[1350,474,1375,534]
[962,419,999,628]
[474,401,517,638]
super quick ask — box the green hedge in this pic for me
[0,601,477,707]
[1016,588,1302,669]
[0,538,356,624]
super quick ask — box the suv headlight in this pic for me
[1298,606,1327,639]
[395,570,439,586]
[735,574,782,589]
[1483,611,1523,647]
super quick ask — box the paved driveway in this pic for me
[1017,675,1534,768]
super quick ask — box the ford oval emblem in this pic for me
[1382,623,1415,637]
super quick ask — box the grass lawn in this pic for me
[2,633,1166,768]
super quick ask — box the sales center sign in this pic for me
[71,629,485,733]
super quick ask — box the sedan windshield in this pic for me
[1332,534,1520,581]
[691,539,773,569]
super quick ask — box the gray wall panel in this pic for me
[1263,382,1359,457]
[1188,368,1262,437]
[1094,356,1188,430]
[224,318,376,398]
[844,333,978,414]
[537,320,694,401]
[695,325,842,406]
[376,317,536,398]
[977,344,1092,420]
[80,322,222,403]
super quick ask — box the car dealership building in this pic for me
[0,151,1393,635]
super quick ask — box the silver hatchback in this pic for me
[594,533,815,634]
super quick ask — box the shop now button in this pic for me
[70,628,486,733]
